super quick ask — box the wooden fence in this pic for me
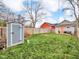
[0,27,6,49]
[24,28,51,37]
[0,27,6,39]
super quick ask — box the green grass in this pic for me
[0,33,79,59]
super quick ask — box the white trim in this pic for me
[7,23,12,47]
[22,26,24,43]
[20,25,24,43]
[6,24,8,47]
[20,25,22,40]
[7,23,24,47]
[9,41,23,47]
[11,23,12,46]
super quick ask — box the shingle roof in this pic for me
[41,22,56,26]
[57,20,76,27]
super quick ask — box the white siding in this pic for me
[55,26,75,34]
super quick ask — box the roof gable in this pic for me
[60,20,71,25]
[57,20,77,26]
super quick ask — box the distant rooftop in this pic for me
[57,20,77,26]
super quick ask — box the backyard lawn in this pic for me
[0,33,79,59]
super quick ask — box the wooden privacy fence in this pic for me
[0,27,6,49]
[0,27,6,39]
[24,28,51,37]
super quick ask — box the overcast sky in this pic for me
[3,0,76,27]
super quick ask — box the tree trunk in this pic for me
[31,22,36,34]
[76,20,79,39]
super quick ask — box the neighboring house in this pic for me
[40,22,56,31]
[55,20,76,35]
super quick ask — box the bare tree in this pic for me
[23,0,46,28]
[63,0,79,39]
[0,0,13,21]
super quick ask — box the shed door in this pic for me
[11,23,23,45]
[7,23,24,47]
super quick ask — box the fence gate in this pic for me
[7,23,24,47]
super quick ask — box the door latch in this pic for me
[12,32,14,34]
